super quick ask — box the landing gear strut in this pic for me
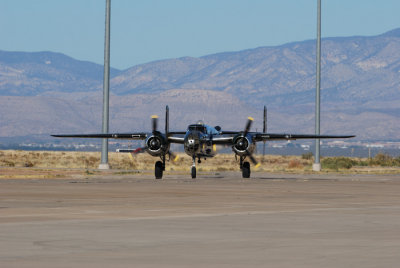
[191,156,196,179]
[240,156,251,178]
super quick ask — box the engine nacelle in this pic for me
[145,133,169,156]
[232,134,255,156]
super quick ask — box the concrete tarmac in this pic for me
[0,171,400,267]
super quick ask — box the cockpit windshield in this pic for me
[188,124,206,133]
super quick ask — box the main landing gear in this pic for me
[155,161,163,179]
[239,156,251,178]
[154,154,166,179]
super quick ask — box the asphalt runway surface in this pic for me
[0,171,400,267]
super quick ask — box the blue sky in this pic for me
[1,0,399,70]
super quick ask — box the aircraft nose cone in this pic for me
[188,138,196,147]
[184,133,200,153]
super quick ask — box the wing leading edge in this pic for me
[51,132,188,144]
[207,132,355,146]
[51,133,147,139]
[254,133,356,142]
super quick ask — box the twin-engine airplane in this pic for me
[52,106,355,179]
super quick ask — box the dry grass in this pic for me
[0,150,399,174]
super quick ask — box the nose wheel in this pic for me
[191,156,197,179]
[191,166,196,179]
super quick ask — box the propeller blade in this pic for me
[263,143,266,158]
[263,106,267,133]
[263,106,267,159]
[247,151,260,168]
[116,147,146,155]
[168,151,179,162]
[132,147,146,155]
[244,117,253,136]
[151,115,158,133]
[165,105,169,135]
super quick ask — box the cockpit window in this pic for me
[188,124,206,133]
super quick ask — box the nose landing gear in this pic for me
[191,156,197,179]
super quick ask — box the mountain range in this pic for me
[1,28,400,142]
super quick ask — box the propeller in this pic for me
[243,117,260,168]
[151,112,178,162]
[263,106,267,159]
[248,154,259,167]
[168,151,179,162]
[128,146,146,157]
[244,116,253,137]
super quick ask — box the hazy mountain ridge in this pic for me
[112,29,400,107]
[0,50,121,96]
[0,29,399,141]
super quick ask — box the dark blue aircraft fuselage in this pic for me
[183,123,219,158]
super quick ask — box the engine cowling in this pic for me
[145,134,168,156]
[232,134,255,156]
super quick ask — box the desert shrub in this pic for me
[357,159,369,166]
[216,166,229,171]
[322,157,356,170]
[24,161,34,167]
[301,152,313,160]
[1,159,15,167]
[369,153,400,167]
[87,156,98,165]
[288,159,303,169]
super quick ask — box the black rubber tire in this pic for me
[155,161,163,179]
[191,166,196,179]
[242,161,250,178]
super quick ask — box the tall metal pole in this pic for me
[99,0,111,169]
[313,0,322,172]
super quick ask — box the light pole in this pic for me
[313,0,322,172]
[99,0,111,170]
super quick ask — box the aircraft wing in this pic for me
[253,133,355,142]
[212,136,234,145]
[51,133,147,140]
[168,136,185,144]
[209,132,354,145]
[165,131,186,144]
